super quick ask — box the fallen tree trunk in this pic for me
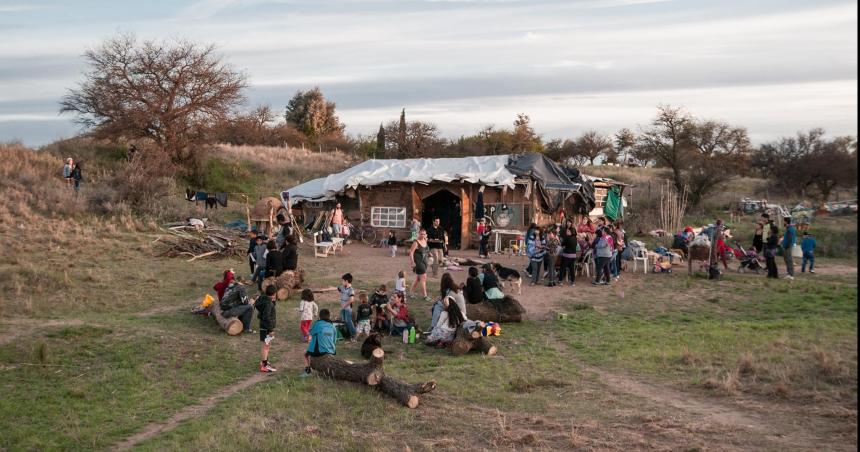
[450,326,497,357]
[376,376,437,409]
[210,300,243,336]
[466,295,525,323]
[309,348,385,385]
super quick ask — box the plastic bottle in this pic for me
[402,329,409,343]
[408,326,416,344]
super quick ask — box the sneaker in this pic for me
[809,270,816,274]
[591,281,600,286]
[785,275,794,280]
[298,369,312,378]
[260,363,277,373]
[245,329,255,334]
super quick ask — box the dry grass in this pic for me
[737,351,757,376]
[703,369,740,395]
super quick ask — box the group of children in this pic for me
[215,267,413,375]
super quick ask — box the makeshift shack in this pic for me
[281,154,596,250]
[580,175,630,221]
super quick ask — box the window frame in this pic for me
[370,206,408,228]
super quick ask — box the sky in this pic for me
[0,0,857,146]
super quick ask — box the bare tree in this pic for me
[60,34,247,172]
[512,113,543,152]
[383,118,445,158]
[573,130,612,166]
[638,105,750,206]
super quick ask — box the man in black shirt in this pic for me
[426,217,445,277]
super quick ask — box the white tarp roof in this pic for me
[282,155,518,205]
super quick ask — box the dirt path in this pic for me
[113,346,306,451]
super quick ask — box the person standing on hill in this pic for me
[426,218,445,277]
[62,157,73,189]
[69,162,83,193]
[781,217,797,280]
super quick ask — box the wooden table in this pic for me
[493,229,525,255]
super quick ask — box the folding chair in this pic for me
[577,249,593,278]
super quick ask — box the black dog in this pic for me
[492,263,522,295]
[360,332,384,359]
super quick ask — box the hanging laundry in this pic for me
[205,195,218,209]
[185,188,196,202]
[216,193,228,207]
[195,191,208,201]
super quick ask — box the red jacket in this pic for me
[213,271,235,301]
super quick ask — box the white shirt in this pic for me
[298,299,318,321]
[395,277,406,293]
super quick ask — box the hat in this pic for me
[684,226,693,233]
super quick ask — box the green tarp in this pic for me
[604,186,621,221]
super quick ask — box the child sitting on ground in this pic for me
[297,288,319,342]
[301,308,337,377]
[255,285,278,373]
[355,292,373,339]
[370,285,390,334]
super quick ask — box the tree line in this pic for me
[60,35,856,207]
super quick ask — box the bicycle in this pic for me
[346,212,377,245]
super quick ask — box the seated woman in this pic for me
[213,269,235,301]
[481,263,505,300]
[386,292,412,337]
[463,267,484,304]
[424,300,465,348]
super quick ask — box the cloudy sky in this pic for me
[0,0,856,146]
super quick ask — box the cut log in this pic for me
[466,295,525,323]
[210,299,243,336]
[309,348,385,386]
[450,326,497,356]
[261,268,305,300]
[376,376,437,408]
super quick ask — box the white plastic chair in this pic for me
[632,247,649,274]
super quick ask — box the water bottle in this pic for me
[402,329,409,343]
[408,326,416,344]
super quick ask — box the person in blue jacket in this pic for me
[301,309,337,377]
[801,231,817,274]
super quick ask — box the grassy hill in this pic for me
[0,141,856,451]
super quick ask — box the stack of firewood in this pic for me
[153,225,245,261]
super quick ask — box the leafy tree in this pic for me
[284,87,345,143]
[572,130,612,165]
[376,123,385,158]
[512,113,544,152]
[614,128,637,166]
[59,33,247,173]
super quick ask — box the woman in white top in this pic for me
[424,299,465,346]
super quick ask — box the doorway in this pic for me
[421,189,462,249]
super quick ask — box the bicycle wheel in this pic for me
[360,226,377,245]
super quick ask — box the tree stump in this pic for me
[261,268,306,300]
[377,376,437,409]
[466,295,525,323]
[210,299,243,336]
[450,326,497,356]
[309,348,385,385]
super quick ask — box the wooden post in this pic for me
[242,194,251,232]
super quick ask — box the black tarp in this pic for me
[505,153,596,214]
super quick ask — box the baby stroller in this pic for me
[735,243,763,274]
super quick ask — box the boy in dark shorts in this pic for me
[255,285,278,373]
[370,284,390,334]
[301,309,337,377]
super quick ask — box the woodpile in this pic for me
[308,348,437,409]
[450,326,497,357]
[261,268,305,300]
[466,296,526,323]
[154,225,246,261]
